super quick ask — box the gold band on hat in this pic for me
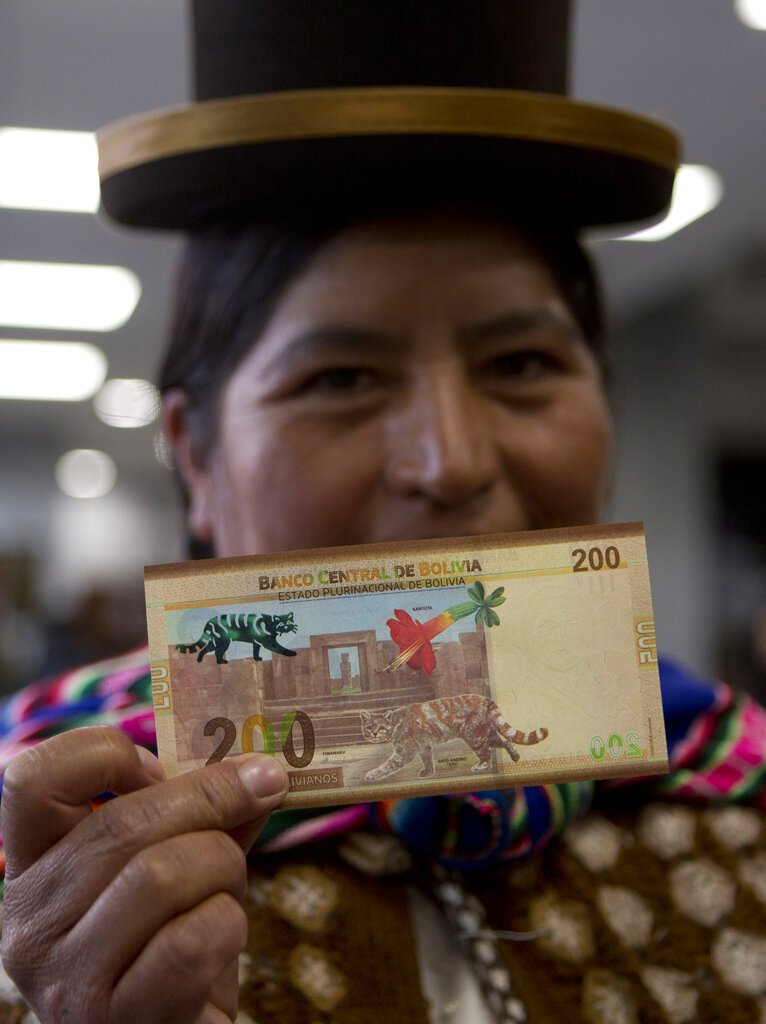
[98,86,680,181]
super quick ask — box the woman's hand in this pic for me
[0,726,287,1023]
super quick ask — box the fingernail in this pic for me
[236,756,288,799]
[136,744,165,781]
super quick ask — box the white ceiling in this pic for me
[1,0,765,482]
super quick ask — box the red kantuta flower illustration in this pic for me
[385,609,439,674]
[384,582,505,676]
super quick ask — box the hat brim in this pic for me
[98,87,681,230]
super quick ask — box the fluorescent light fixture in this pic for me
[55,449,117,499]
[153,430,175,470]
[94,378,160,428]
[0,340,107,400]
[0,127,100,213]
[618,164,723,242]
[0,260,141,331]
[735,0,766,29]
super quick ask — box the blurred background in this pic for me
[1,1,765,698]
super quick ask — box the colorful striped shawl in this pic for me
[0,648,764,877]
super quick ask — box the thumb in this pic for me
[224,754,288,853]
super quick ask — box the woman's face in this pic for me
[170,214,613,556]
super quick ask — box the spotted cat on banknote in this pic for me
[360,693,549,782]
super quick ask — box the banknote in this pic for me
[144,522,668,807]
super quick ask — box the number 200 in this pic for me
[572,545,621,572]
[589,732,642,761]
[203,711,315,768]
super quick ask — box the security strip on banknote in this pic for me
[144,523,668,808]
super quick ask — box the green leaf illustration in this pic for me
[474,606,488,626]
[486,608,501,628]
[487,587,506,607]
[467,581,485,604]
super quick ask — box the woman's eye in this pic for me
[483,349,559,381]
[301,366,379,394]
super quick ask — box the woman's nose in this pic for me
[384,363,500,506]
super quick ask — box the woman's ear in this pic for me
[160,389,215,545]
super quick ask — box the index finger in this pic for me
[2,727,287,884]
[54,750,286,916]
[1,727,164,880]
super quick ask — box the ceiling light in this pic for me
[55,449,117,499]
[735,0,766,29]
[0,340,107,400]
[0,260,141,331]
[94,378,160,428]
[0,127,99,213]
[618,164,723,242]
[153,430,175,470]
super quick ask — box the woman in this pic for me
[1,4,764,1023]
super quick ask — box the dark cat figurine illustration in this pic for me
[176,612,297,664]
[360,693,549,782]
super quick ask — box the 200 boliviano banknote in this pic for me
[144,523,668,808]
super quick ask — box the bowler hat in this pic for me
[98,0,681,230]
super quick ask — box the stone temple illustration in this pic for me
[168,621,490,764]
